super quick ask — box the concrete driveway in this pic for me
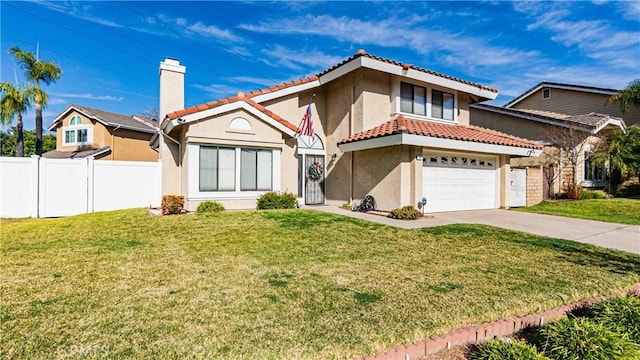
[311,206,640,254]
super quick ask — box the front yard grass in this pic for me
[2,209,639,359]
[513,198,640,225]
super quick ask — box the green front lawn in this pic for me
[514,198,640,225]
[2,209,639,359]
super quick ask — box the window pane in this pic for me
[432,90,443,119]
[78,129,88,143]
[414,86,426,116]
[443,92,454,120]
[200,147,218,191]
[257,150,272,191]
[400,82,413,113]
[241,149,257,191]
[65,130,76,143]
[218,148,236,191]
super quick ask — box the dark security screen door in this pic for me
[304,154,325,205]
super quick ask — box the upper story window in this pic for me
[400,82,426,116]
[399,82,456,121]
[63,115,92,146]
[542,88,551,99]
[432,90,454,121]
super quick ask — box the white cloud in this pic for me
[53,93,124,101]
[192,83,241,98]
[225,76,279,87]
[31,0,122,28]
[261,46,343,72]
[155,15,241,42]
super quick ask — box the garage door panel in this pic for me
[423,154,497,213]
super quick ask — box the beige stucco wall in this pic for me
[54,110,157,161]
[512,87,640,127]
[457,94,471,126]
[178,108,297,211]
[361,70,392,131]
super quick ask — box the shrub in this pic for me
[586,296,640,343]
[256,191,298,210]
[579,190,608,200]
[540,317,640,360]
[196,201,225,214]
[161,195,184,215]
[471,339,549,360]
[341,202,352,210]
[563,182,582,200]
[388,206,422,220]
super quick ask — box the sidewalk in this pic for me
[309,205,640,254]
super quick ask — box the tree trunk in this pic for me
[35,102,43,156]
[15,113,24,157]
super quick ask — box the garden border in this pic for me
[356,283,640,360]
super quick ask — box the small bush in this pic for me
[579,190,608,200]
[196,201,225,214]
[540,317,640,360]
[341,202,352,210]
[471,339,549,360]
[161,195,184,215]
[586,296,640,343]
[256,191,298,210]
[563,182,582,200]
[388,206,422,220]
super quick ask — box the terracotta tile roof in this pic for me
[319,49,498,93]
[167,92,299,133]
[338,115,542,149]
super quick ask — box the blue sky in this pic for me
[1,1,639,131]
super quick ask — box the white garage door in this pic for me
[422,153,498,213]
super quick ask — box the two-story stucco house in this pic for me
[45,104,159,161]
[156,51,542,212]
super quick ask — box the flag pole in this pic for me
[295,94,316,137]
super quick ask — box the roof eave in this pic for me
[338,133,542,157]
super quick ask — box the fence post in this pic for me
[30,155,40,218]
[86,156,95,214]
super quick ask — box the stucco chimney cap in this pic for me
[159,58,186,74]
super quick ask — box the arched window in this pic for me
[69,115,83,125]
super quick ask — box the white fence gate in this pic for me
[0,156,162,218]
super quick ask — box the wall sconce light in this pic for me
[331,153,338,161]
[416,154,424,161]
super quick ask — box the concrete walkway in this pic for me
[310,206,640,254]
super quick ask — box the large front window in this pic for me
[199,146,273,192]
[400,82,455,121]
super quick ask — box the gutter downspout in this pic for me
[111,124,121,160]
[161,127,182,195]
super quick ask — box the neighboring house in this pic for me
[45,104,159,161]
[504,82,640,127]
[470,103,625,202]
[157,51,542,212]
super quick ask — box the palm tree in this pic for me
[606,79,640,113]
[0,82,37,157]
[9,46,62,156]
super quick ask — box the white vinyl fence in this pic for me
[0,156,161,218]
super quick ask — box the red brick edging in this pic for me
[356,283,640,360]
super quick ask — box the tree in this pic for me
[0,127,56,157]
[542,125,592,199]
[0,82,37,157]
[9,46,62,156]
[606,79,640,113]
[591,125,640,191]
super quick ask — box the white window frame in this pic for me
[187,143,281,200]
[583,151,607,186]
[62,118,93,146]
[397,81,458,123]
[542,88,551,100]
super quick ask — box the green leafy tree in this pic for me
[0,127,56,157]
[9,46,62,156]
[592,125,640,192]
[606,79,640,113]
[0,82,37,157]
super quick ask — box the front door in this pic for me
[304,154,325,205]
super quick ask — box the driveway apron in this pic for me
[310,206,640,254]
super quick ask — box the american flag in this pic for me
[298,100,314,138]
